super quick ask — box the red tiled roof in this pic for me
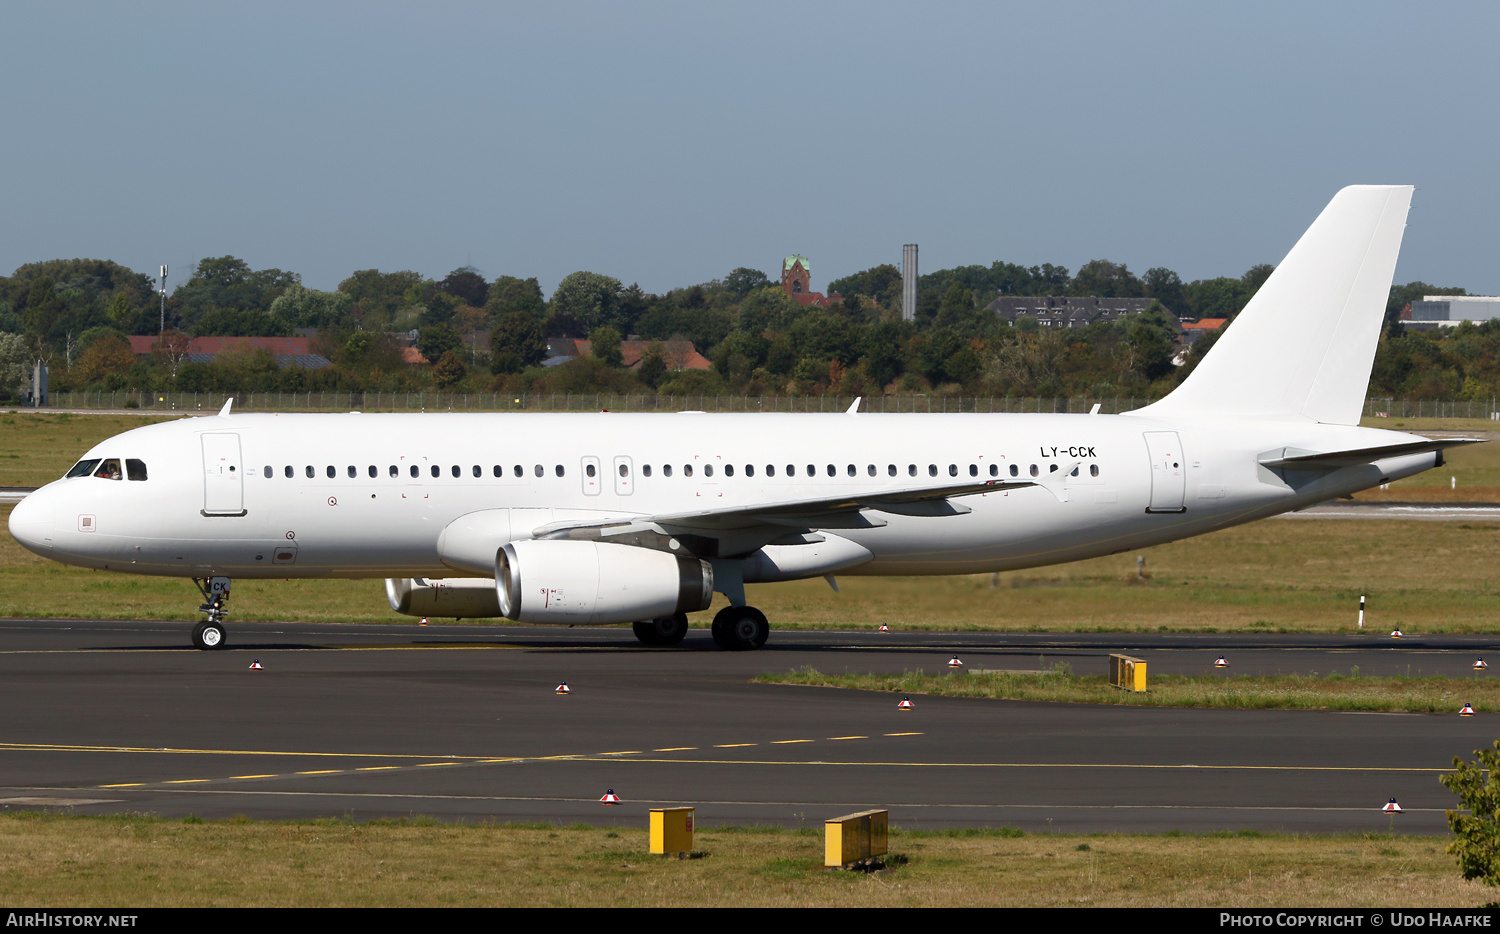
[569,339,711,370]
[128,335,315,355]
[1183,318,1227,331]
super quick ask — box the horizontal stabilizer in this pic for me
[1258,438,1484,470]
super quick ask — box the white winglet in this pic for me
[846,397,861,415]
[218,398,233,417]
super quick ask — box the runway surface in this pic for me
[1,618,1495,835]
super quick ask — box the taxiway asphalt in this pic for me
[0,618,1494,834]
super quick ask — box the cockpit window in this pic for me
[126,459,148,481]
[93,459,123,480]
[65,459,101,479]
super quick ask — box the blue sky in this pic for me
[3,1,1496,296]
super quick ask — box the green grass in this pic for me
[0,812,1487,907]
[757,667,1500,712]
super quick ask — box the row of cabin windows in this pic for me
[630,463,1101,479]
[267,464,566,479]
[263,462,1102,481]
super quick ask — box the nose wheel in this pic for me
[191,577,231,651]
[192,620,227,650]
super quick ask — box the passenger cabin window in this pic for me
[493,465,503,477]
[285,466,294,479]
[326,466,336,479]
[746,465,755,477]
[684,465,694,477]
[888,465,896,477]
[1091,464,1100,477]
[348,466,357,478]
[411,465,420,478]
[554,465,564,477]
[263,465,272,479]
[451,465,460,478]
[867,465,876,477]
[1029,464,1038,477]
[928,465,937,477]
[643,465,652,477]
[908,465,917,477]
[431,466,440,478]
[704,465,714,477]
[767,465,776,477]
[949,464,958,477]
[94,459,123,480]
[586,464,596,478]
[66,459,101,479]
[1010,464,1019,477]
[663,465,673,477]
[513,465,523,478]
[391,465,400,477]
[825,464,835,477]
[846,465,855,477]
[473,465,481,478]
[805,465,814,477]
[989,464,998,477]
[969,464,978,477]
[369,466,378,478]
[306,466,315,478]
[533,465,543,477]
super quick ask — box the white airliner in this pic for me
[6,185,1477,651]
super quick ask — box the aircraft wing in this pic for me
[1258,438,1484,470]
[530,478,1035,556]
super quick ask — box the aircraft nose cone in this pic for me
[7,487,54,558]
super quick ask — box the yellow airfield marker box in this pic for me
[824,809,888,867]
[649,807,694,855]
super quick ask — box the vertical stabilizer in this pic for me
[1133,185,1412,426]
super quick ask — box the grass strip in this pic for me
[756,666,1500,712]
[0,812,1487,908]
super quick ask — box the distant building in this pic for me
[543,338,712,372]
[127,335,331,369]
[985,296,1165,330]
[781,255,843,308]
[1405,296,1500,329]
[1180,318,1227,344]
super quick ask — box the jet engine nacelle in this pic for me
[496,539,713,624]
[385,576,502,619]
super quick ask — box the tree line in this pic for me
[0,254,1480,403]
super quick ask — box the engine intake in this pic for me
[496,539,713,624]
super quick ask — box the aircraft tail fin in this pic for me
[1132,185,1413,426]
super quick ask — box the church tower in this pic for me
[781,255,811,297]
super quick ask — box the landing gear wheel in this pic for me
[632,613,689,647]
[192,620,227,651]
[711,606,768,650]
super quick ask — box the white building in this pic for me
[1408,295,1500,327]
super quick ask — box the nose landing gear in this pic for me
[191,577,231,650]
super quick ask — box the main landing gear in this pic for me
[632,612,690,646]
[191,577,230,651]
[629,606,771,650]
[711,605,769,651]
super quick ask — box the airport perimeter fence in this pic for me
[29,391,1500,419]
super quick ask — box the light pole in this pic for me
[159,265,167,333]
